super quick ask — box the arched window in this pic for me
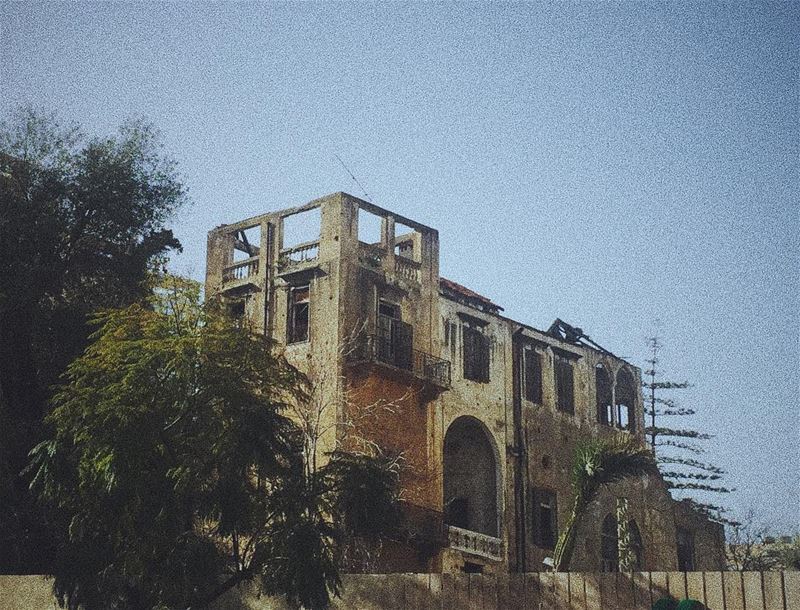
[443,416,498,536]
[615,368,636,432]
[601,514,619,572]
[676,527,695,571]
[596,364,613,426]
[629,520,644,570]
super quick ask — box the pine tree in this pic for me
[643,337,734,522]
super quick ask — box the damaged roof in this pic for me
[439,279,620,359]
[439,278,504,313]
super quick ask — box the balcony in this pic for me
[347,334,451,389]
[222,257,260,292]
[278,240,319,274]
[395,256,421,282]
[446,525,503,561]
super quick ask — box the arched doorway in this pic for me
[443,416,498,536]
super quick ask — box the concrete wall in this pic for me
[4,572,798,610]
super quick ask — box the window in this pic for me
[287,285,310,343]
[601,514,619,572]
[554,355,575,414]
[532,488,558,549]
[596,364,613,426]
[377,301,412,370]
[524,348,543,403]
[228,299,245,320]
[463,326,490,382]
[616,368,636,432]
[676,527,695,571]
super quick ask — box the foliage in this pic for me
[726,509,800,571]
[553,435,657,571]
[29,278,401,610]
[643,337,733,523]
[0,107,186,571]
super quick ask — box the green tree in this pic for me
[643,337,733,522]
[0,108,185,571]
[553,435,657,572]
[29,277,400,610]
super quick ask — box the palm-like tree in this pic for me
[553,435,657,572]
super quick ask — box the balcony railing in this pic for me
[347,334,451,389]
[395,256,421,282]
[279,240,319,270]
[446,525,503,560]
[223,257,259,284]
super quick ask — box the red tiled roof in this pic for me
[439,277,502,310]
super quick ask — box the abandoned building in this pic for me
[205,192,726,574]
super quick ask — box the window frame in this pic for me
[463,325,490,383]
[524,347,543,404]
[531,487,558,550]
[554,354,575,414]
[287,284,310,344]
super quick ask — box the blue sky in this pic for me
[3,2,798,531]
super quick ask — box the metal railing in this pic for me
[347,334,451,388]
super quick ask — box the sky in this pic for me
[3,2,798,532]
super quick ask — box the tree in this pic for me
[29,277,400,610]
[553,435,657,572]
[726,509,800,571]
[643,337,733,522]
[1,108,186,571]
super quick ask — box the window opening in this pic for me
[282,207,321,249]
[233,225,261,262]
[524,348,543,403]
[601,513,619,572]
[532,488,558,549]
[463,326,490,383]
[596,364,613,426]
[228,300,245,320]
[358,207,383,245]
[394,221,419,261]
[376,301,412,370]
[554,355,575,414]
[676,527,695,571]
[462,562,483,574]
[443,417,498,536]
[287,285,310,343]
[616,368,635,432]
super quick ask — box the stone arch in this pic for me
[615,368,636,432]
[595,363,613,426]
[443,416,499,537]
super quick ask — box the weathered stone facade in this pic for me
[205,192,726,575]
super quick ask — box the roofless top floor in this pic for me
[206,192,439,285]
